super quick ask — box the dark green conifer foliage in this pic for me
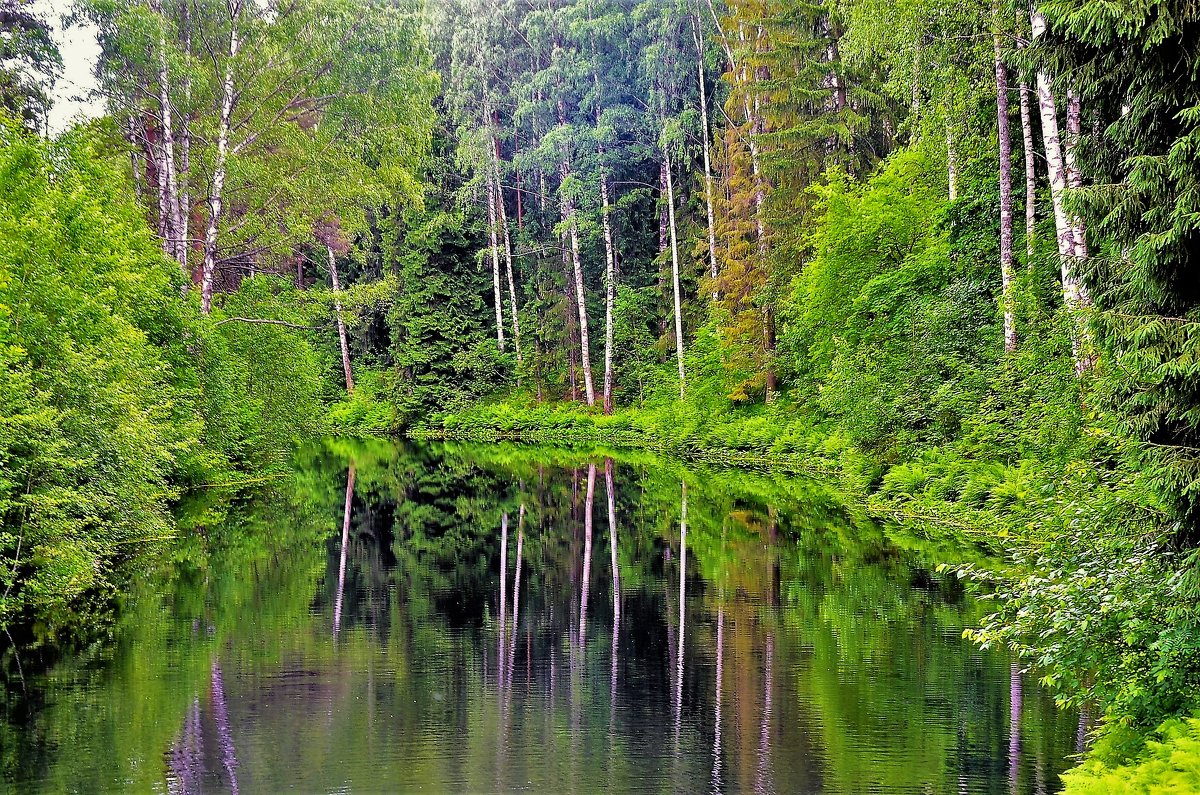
[1038,0,1200,533]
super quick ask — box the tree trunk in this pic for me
[994,28,1017,353]
[664,150,687,400]
[1019,77,1036,258]
[1032,10,1092,370]
[1064,89,1088,262]
[692,14,719,300]
[127,114,143,200]
[178,0,192,273]
[201,1,242,315]
[707,4,768,253]
[557,110,595,406]
[563,233,579,403]
[492,135,521,362]
[486,171,507,352]
[947,121,958,201]
[150,0,182,268]
[327,245,355,394]
[599,149,617,415]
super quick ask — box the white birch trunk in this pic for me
[1064,89,1089,265]
[201,1,241,315]
[947,121,958,201]
[150,0,182,267]
[692,14,719,299]
[179,0,191,275]
[486,171,506,351]
[327,245,355,394]
[491,136,521,361]
[712,9,767,253]
[994,30,1017,352]
[1032,9,1092,370]
[665,150,687,400]
[599,153,617,415]
[557,114,595,406]
[1019,77,1036,258]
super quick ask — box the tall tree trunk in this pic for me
[706,2,768,252]
[178,0,191,273]
[126,114,143,200]
[1064,89,1088,262]
[150,0,182,267]
[486,171,507,352]
[1016,31,1037,260]
[492,134,521,362]
[664,150,687,400]
[327,245,355,393]
[1032,10,1092,371]
[1019,77,1036,258]
[201,1,242,315]
[691,14,719,300]
[599,149,617,415]
[563,233,579,403]
[557,109,595,406]
[994,27,1017,353]
[947,120,958,201]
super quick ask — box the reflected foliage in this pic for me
[3,441,1080,792]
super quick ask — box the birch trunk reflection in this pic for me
[211,661,239,795]
[673,481,688,748]
[1009,662,1022,794]
[333,464,356,637]
[506,504,525,691]
[579,465,596,653]
[711,607,724,794]
[499,511,509,683]
[754,633,774,795]
[606,459,619,706]
[166,698,202,794]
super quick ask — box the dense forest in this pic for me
[2,0,1199,788]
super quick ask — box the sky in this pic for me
[32,0,103,133]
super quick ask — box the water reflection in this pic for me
[1,441,1086,793]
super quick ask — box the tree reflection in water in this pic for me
[1,440,1087,794]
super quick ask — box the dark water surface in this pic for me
[1,441,1084,793]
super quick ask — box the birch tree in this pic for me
[994,19,1016,352]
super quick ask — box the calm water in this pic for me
[1,441,1084,793]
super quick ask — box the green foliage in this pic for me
[1063,716,1200,794]
[0,122,192,621]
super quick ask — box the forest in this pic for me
[1,0,1199,789]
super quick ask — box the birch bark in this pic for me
[327,245,355,394]
[994,29,1017,352]
[664,149,687,400]
[200,0,242,315]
